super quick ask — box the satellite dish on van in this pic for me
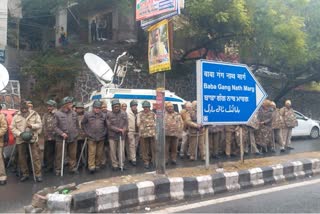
[0,64,9,92]
[84,53,114,82]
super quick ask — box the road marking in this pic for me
[150,178,320,213]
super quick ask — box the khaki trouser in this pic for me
[0,147,7,181]
[17,143,42,177]
[165,136,178,162]
[55,141,77,172]
[109,139,125,168]
[273,129,285,149]
[282,128,293,147]
[141,137,155,165]
[189,133,205,160]
[101,138,109,166]
[87,140,104,170]
[127,132,139,162]
[209,133,221,156]
[248,128,259,153]
[225,131,235,156]
[43,140,56,170]
[180,131,189,156]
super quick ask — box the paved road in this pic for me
[0,138,319,212]
[168,176,320,213]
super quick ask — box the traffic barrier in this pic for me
[25,158,320,213]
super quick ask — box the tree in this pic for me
[175,0,251,61]
[241,0,320,101]
[173,0,320,101]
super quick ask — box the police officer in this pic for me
[82,100,108,173]
[247,112,262,155]
[256,100,273,153]
[11,102,43,182]
[224,125,237,158]
[280,100,297,150]
[137,101,156,169]
[75,102,86,168]
[271,101,286,152]
[42,100,57,172]
[185,101,205,161]
[208,125,224,159]
[101,101,109,166]
[107,99,128,171]
[179,101,192,158]
[54,96,79,175]
[165,102,183,164]
[0,105,8,185]
[127,100,139,166]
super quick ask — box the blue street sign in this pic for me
[196,60,267,125]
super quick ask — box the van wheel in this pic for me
[310,127,319,139]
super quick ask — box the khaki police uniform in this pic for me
[11,109,42,178]
[138,110,156,167]
[185,110,205,160]
[42,109,56,171]
[164,109,183,163]
[0,113,8,183]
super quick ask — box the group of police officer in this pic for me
[0,96,297,185]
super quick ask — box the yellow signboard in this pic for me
[148,19,171,74]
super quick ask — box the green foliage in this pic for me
[176,0,250,57]
[241,0,307,69]
[22,49,82,92]
[303,0,320,59]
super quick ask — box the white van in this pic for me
[85,86,186,113]
[83,52,186,112]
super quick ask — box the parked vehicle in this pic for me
[292,110,320,139]
[83,52,186,112]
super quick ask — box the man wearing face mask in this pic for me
[11,101,43,182]
[107,99,128,171]
[82,100,108,173]
[54,96,79,176]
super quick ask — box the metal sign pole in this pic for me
[240,126,244,163]
[195,130,199,161]
[156,73,166,175]
[205,127,209,169]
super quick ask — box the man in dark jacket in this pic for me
[82,100,108,173]
[54,96,79,175]
[107,99,128,171]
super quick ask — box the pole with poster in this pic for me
[137,0,180,175]
[148,18,172,174]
